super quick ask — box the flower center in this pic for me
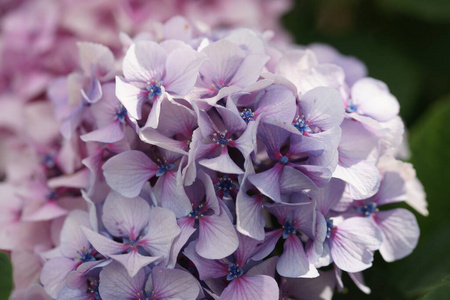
[114,105,127,123]
[79,248,96,263]
[155,159,175,177]
[240,108,255,123]
[282,219,296,239]
[280,155,289,165]
[212,130,232,147]
[214,175,237,197]
[357,202,378,218]
[345,99,359,113]
[227,262,244,281]
[326,218,334,239]
[188,203,205,219]
[87,279,101,300]
[293,115,312,134]
[211,81,228,91]
[146,81,163,100]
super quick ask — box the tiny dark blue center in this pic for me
[227,262,244,281]
[214,176,237,197]
[156,162,175,177]
[293,115,312,134]
[280,156,289,164]
[357,202,378,218]
[326,218,334,239]
[240,108,255,123]
[41,154,55,168]
[188,203,204,219]
[87,280,101,300]
[346,99,359,113]
[212,131,232,146]
[79,248,96,263]
[147,81,162,100]
[114,105,127,123]
[282,219,296,239]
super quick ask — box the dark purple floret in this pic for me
[114,105,128,123]
[282,219,296,239]
[240,108,255,123]
[188,203,205,219]
[214,175,237,197]
[87,279,101,300]
[357,202,378,218]
[227,262,244,281]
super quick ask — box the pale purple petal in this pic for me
[164,47,206,96]
[110,251,160,278]
[197,209,239,259]
[80,121,124,144]
[300,86,344,131]
[103,150,159,198]
[123,41,166,82]
[99,262,145,300]
[81,227,128,256]
[351,78,400,122]
[102,192,150,239]
[139,207,180,261]
[151,266,200,299]
[60,210,91,258]
[278,235,319,278]
[248,164,283,203]
[115,76,146,120]
[329,217,382,272]
[375,208,419,262]
[183,241,229,280]
[376,171,407,206]
[219,275,278,300]
[199,148,244,174]
[40,258,78,298]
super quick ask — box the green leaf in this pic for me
[421,276,450,300]
[0,252,12,299]
[377,0,450,23]
[380,97,450,298]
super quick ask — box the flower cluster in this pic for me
[0,8,427,300]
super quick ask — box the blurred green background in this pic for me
[1,0,450,299]
[283,0,450,299]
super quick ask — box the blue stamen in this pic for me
[114,105,127,123]
[79,248,96,263]
[357,202,378,218]
[188,203,204,219]
[346,99,359,113]
[227,262,244,281]
[156,162,175,177]
[87,280,101,300]
[240,108,255,123]
[326,218,334,239]
[280,156,289,164]
[212,130,232,147]
[211,82,228,91]
[146,81,163,100]
[41,154,55,168]
[214,175,237,197]
[282,219,296,239]
[293,115,312,134]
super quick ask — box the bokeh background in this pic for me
[1,0,449,299]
